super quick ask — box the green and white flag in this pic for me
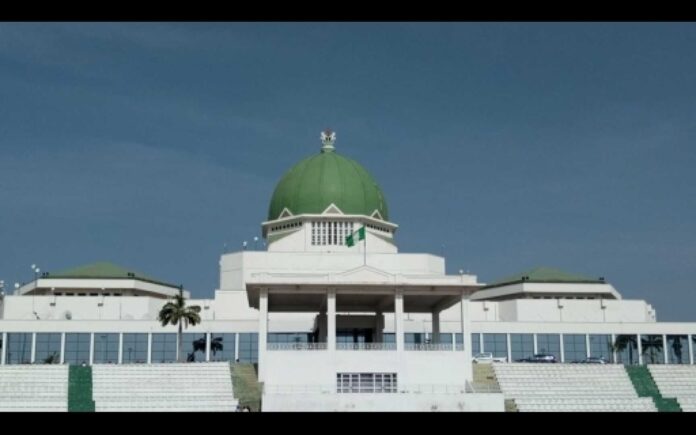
[345,226,365,247]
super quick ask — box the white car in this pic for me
[472,352,507,363]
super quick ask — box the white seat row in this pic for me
[92,362,237,412]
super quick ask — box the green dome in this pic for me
[268,141,388,221]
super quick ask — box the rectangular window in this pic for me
[510,334,534,362]
[483,333,507,359]
[666,335,688,364]
[6,333,33,364]
[563,334,587,363]
[472,333,480,355]
[35,333,61,364]
[122,333,148,364]
[238,333,258,363]
[589,334,613,363]
[64,333,90,365]
[615,335,639,365]
[210,333,236,362]
[641,335,664,364]
[182,333,207,362]
[93,333,119,364]
[336,373,397,393]
[536,334,561,361]
[151,333,177,363]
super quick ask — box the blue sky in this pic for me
[1,23,695,320]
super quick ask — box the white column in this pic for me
[688,335,694,365]
[559,334,565,363]
[533,334,538,355]
[60,333,66,364]
[327,289,336,351]
[235,333,240,362]
[460,292,473,382]
[506,333,512,363]
[611,333,617,364]
[586,334,591,358]
[479,333,484,354]
[30,333,36,364]
[663,334,669,364]
[89,333,95,366]
[432,310,440,344]
[637,334,643,365]
[117,333,123,364]
[147,332,152,364]
[1,332,6,365]
[205,332,211,362]
[258,288,268,381]
[395,289,405,352]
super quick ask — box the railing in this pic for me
[263,384,474,395]
[336,343,396,351]
[405,343,456,351]
[465,381,502,394]
[267,343,327,351]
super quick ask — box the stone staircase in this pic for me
[472,364,511,411]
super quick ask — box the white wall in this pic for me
[262,350,470,387]
[262,392,504,412]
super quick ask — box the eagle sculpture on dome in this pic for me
[320,129,336,147]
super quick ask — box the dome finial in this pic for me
[320,129,336,152]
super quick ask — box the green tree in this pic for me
[158,287,201,362]
[641,335,664,364]
[613,335,638,364]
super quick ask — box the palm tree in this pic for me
[641,335,663,364]
[158,286,202,362]
[613,335,638,364]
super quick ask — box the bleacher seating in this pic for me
[92,362,238,412]
[0,365,69,412]
[493,363,657,412]
[648,365,696,412]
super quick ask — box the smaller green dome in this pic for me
[268,132,389,221]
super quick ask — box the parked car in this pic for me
[579,356,608,364]
[472,352,507,363]
[516,353,557,363]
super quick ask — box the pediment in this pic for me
[336,265,395,282]
[321,203,345,215]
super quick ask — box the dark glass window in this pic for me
[238,333,258,363]
[510,334,534,361]
[35,333,61,364]
[6,333,33,364]
[483,333,507,358]
[93,333,119,364]
[536,334,561,361]
[666,335,688,364]
[563,334,587,363]
[64,333,90,365]
[122,333,148,364]
[641,335,664,364]
[182,333,207,362]
[151,333,177,363]
[615,335,639,365]
[472,333,480,354]
[210,333,236,362]
[589,334,613,362]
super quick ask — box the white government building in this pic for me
[1,131,696,412]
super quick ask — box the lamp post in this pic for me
[253,236,259,251]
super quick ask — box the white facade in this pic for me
[2,133,696,411]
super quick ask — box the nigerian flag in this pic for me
[345,226,365,247]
